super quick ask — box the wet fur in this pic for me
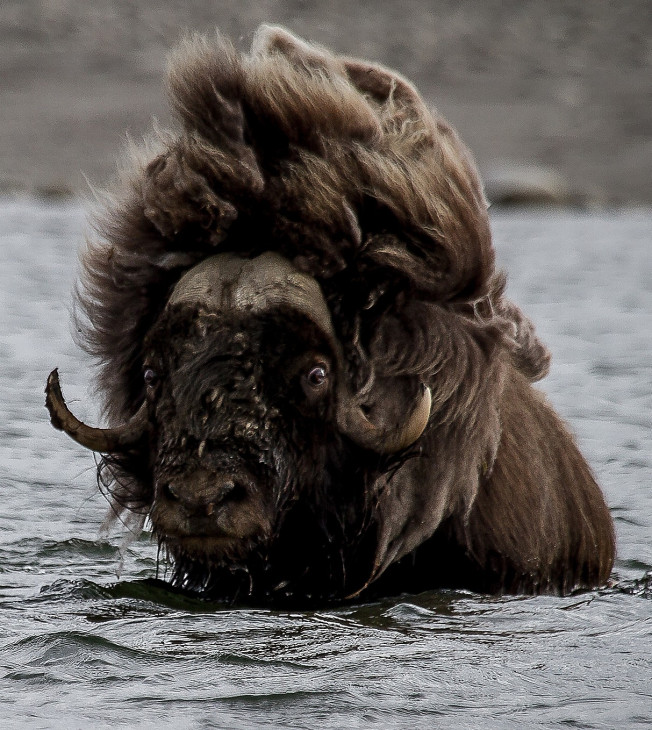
[76,25,614,600]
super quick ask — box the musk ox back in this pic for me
[46,25,615,604]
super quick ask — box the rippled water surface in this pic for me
[1,199,650,728]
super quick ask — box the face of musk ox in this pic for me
[46,252,431,597]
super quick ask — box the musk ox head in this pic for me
[47,26,552,602]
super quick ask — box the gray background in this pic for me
[1,0,650,204]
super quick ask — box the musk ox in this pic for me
[46,26,615,604]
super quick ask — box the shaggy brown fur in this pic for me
[72,25,614,600]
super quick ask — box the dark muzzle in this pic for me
[160,468,248,517]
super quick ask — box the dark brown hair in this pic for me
[73,26,612,597]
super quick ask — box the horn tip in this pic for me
[45,368,65,431]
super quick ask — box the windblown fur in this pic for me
[71,25,614,601]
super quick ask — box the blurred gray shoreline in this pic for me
[1,1,650,206]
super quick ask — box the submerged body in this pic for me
[46,26,614,604]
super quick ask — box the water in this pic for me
[0,198,650,728]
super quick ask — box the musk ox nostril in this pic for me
[218,479,236,501]
[161,473,246,512]
[164,483,180,501]
[226,480,249,502]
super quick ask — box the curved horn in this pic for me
[336,381,431,454]
[45,369,149,453]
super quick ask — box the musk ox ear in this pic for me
[252,24,336,71]
[342,55,432,137]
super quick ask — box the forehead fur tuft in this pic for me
[157,24,492,286]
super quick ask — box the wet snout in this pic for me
[153,464,272,554]
[161,469,246,517]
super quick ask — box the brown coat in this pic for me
[55,26,614,600]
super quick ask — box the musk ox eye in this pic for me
[306,364,328,388]
[143,367,159,387]
[298,358,331,404]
